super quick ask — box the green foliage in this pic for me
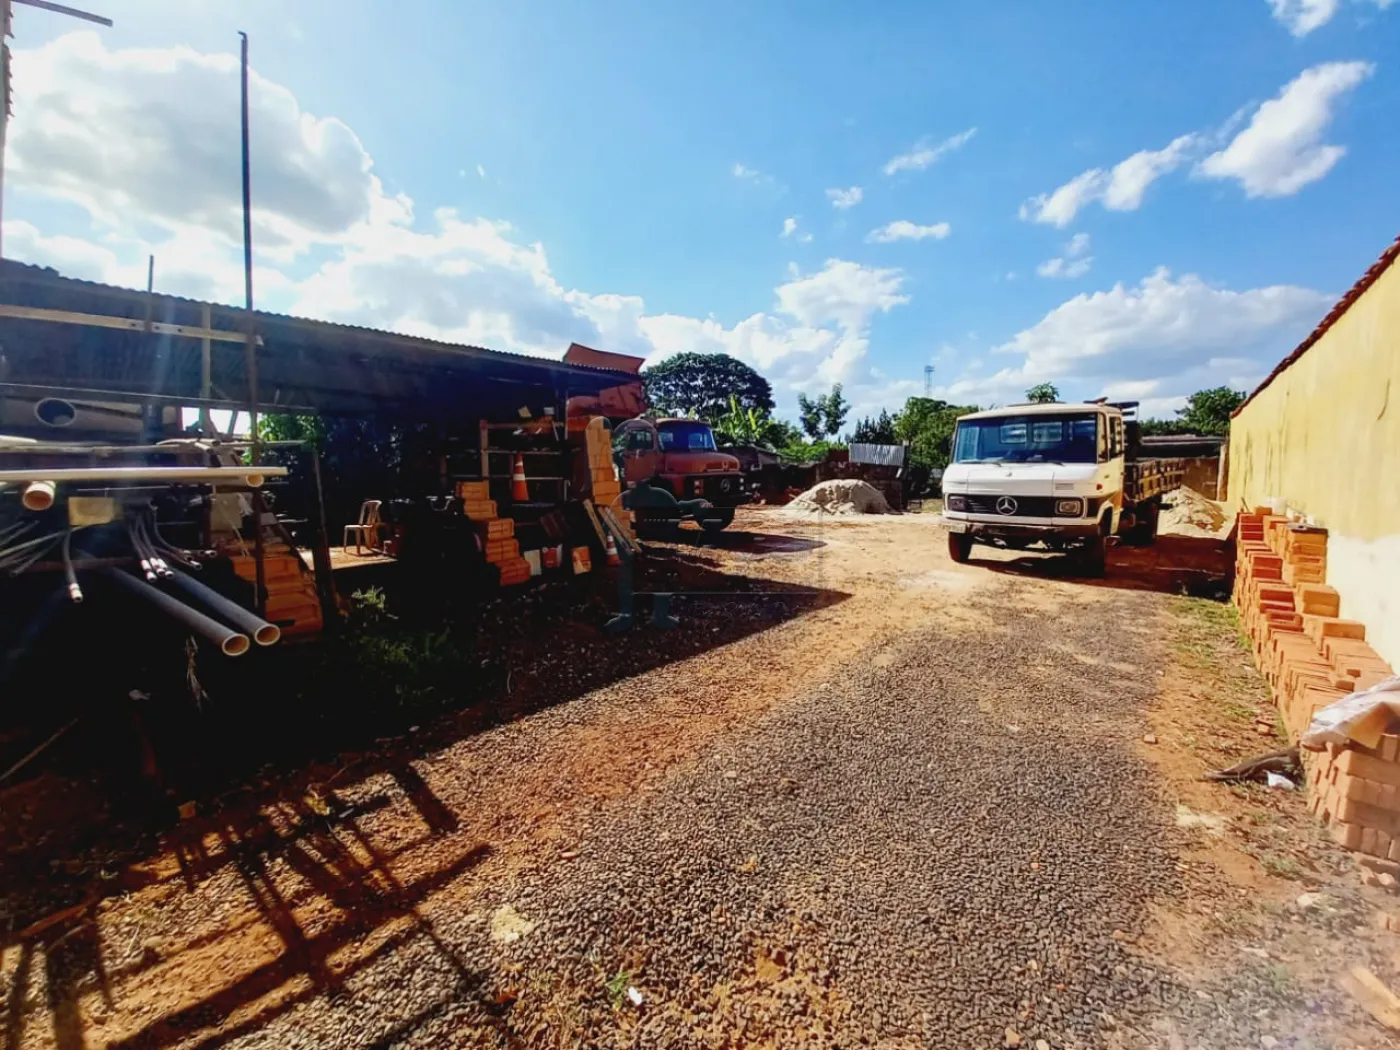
[604,970,635,1010]
[777,438,845,463]
[713,396,805,451]
[1025,382,1060,404]
[796,392,824,439]
[642,353,774,421]
[257,413,326,447]
[1179,386,1245,435]
[797,385,849,438]
[1139,386,1246,436]
[895,397,979,470]
[1138,417,1190,436]
[851,409,898,444]
[336,587,469,717]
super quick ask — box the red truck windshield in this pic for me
[657,422,717,451]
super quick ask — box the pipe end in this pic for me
[21,481,56,512]
[222,634,252,657]
[253,624,281,647]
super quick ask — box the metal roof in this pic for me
[1234,232,1400,417]
[0,260,638,420]
[848,442,906,466]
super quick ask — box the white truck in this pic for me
[940,400,1183,575]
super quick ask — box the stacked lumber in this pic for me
[232,547,323,638]
[1233,509,1398,860]
[455,480,529,585]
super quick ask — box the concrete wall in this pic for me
[1228,258,1400,668]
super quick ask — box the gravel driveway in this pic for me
[29,513,1358,1050]
[206,582,1181,1049]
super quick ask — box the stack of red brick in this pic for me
[1233,509,1399,862]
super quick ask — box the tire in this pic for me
[1075,535,1106,577]
[699,509,735,533]
[947,530,974,564]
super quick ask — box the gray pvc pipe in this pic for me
[164,568,281,647]
[101,568,251,657]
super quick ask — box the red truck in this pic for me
[611,418,749,532]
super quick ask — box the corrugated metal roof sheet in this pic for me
[849,442,906,466]
[0,260,637,380]
[0,260,639,417]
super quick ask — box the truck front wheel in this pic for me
[947,531,974,564]
[1080,535,1107,577]
[699,509,735,533]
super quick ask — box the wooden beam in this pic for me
[0,303,263,345]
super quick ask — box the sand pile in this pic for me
[1159,486,1232,538]
[786,479,890,518]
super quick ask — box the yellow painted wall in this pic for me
[1228,257,1400,668]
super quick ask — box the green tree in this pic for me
[851,409,898,444]
[895,397,979,470]
[1178,386,1246,435]
[1025,382,1060,404]
[642,353,774,421]
[797,385,850,438]
[797,393,825,439]
[821,384,849,437]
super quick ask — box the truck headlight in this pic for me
[720,478,732,492]
[945,494,967,511]
[1056,498,1084,516]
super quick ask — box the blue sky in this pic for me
[5,0,1398,422]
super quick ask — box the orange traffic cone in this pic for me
[511,454,529,502]
[604,531,620,566]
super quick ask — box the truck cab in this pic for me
[612,418,748,531]
[941,402,1137,575]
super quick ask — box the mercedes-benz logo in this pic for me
[995,496,1018,515]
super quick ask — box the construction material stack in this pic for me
[579,416,635,543]
[232,547,323,639]
[1233,509,1399,863]
[455,480,530,586]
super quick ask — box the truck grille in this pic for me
[961,494,1057,517]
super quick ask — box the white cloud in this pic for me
[1196,61,1373,198]
[865,219,952,243]
[8,32,409,262]
[934,268,1331,408]
[1103,134,1200,210]
[1019,168,1108,227]
[882,128,977,175]
[826,186,864,210]
[1036,232,1094,279]
[1267,0,1341,35]
[1021,133,1199,226]
[781,216,799,238]
[477,164,487,180]
[732,162,762,180]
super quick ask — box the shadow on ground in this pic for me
[972,534,1234,599]
[0,535,848,1050]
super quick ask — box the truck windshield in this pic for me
[952,413,1099,464]
[657,422,717,451]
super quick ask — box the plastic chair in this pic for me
[343,500,384,555]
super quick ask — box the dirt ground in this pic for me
[2,506,1398,1048]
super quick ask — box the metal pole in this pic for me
[199,302,213,435]
[238,30,266,616]
[0,1,113,261]
[1,0,12,260]
[307,445,336,628]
